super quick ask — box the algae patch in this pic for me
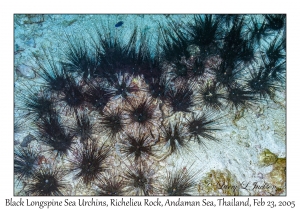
[198,169,240,196]
[259,149,278,167]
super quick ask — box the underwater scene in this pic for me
[14,14,286,196]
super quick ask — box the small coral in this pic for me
[266,158,286,194]
[255,149,285,195]
[198,169,240,196]
[259,149,278,167]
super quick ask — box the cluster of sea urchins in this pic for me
[14,14,286,196]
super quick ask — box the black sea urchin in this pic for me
[196,81,225,111]
[237,41,256,64]
[62,36,100,79]
[62,76,85,113]
[263,33,286,68]
[172,60,192,82]
[25,165,67,196]
[147,78,169,99]
[125,96,158,129]
[33,47,68,94]
[106,73,139,100]
[17,89,54,121]
[123,164,156,196]
[264,14,286,31]
[246,66,278,99]
[269,61,286,83]
[221,16,246,61]
[190,56,207,79]
[100,107,126,139]
[84,81,111,113]
[69,141,110,185]
[226,82,256,110]
[187,14,222,56]
[94,27,132,74]
[118,131,155,162]
[160,20,190,62]
[186,112,221,145]
[14,146,38,181]
[35,112,74,157]
[159,122,190,157]
[95,172,125,196]
[165,82,195,113]
[217,14,241,29]
[246,16,270,46]
[94,27,160,79]
[213,59,242,87]
[70,111,94,143]
[122,29,162,82]
[162,166,198,196]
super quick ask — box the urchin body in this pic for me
[69,142,110,185]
